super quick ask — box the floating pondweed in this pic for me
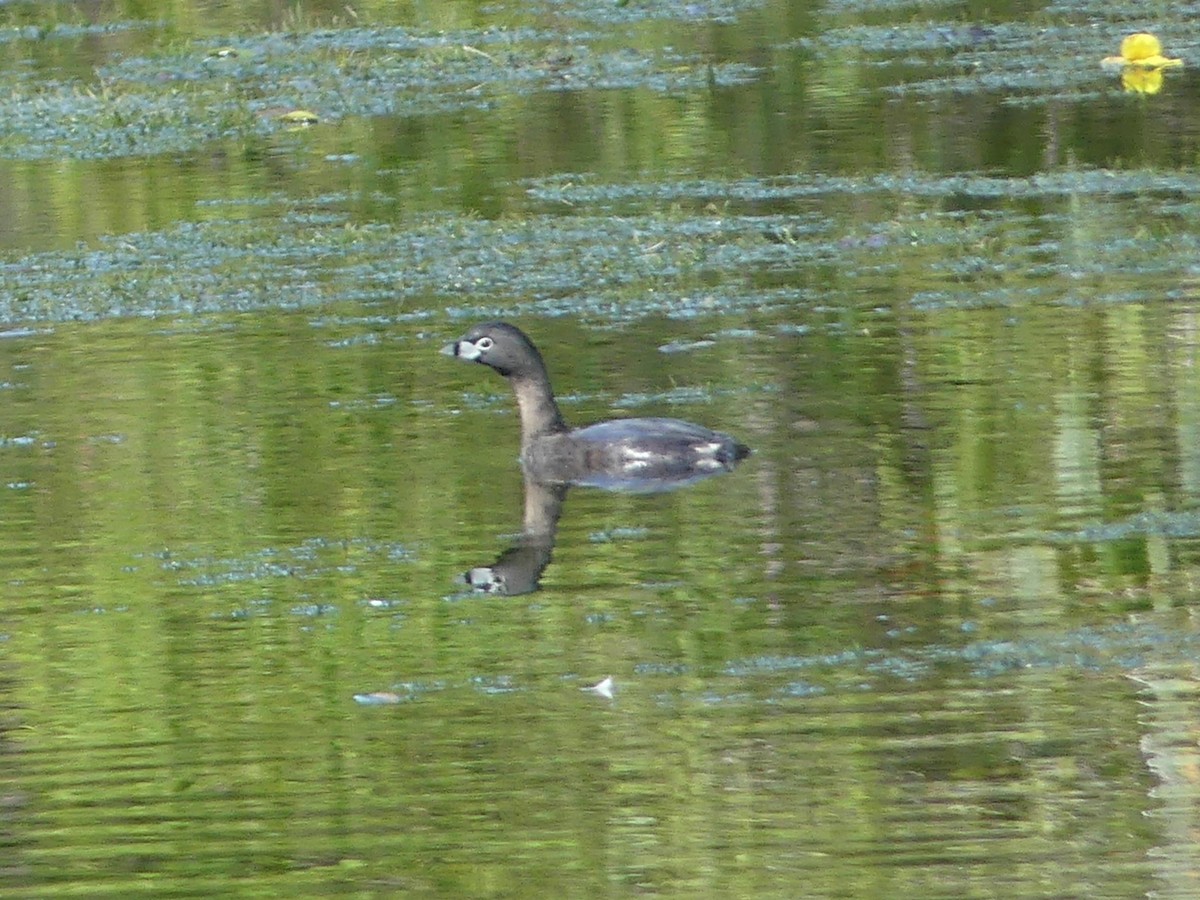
[0,25,759,160]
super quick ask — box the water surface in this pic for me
[3,1,1200,897]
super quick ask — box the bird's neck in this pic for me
[511,373,567,450]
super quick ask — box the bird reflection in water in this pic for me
[459,477,566,597]
[457,465,740,597]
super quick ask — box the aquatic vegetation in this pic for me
[526,168,1200,206]
[353,681,444,705]
[612,384,769,408]
[822,0,965,10]
[147,536,415,588]
[5,5,1198,898]
[0,24,760,159]
[1,160,1199,326]
[1042,510,1200,545]
[588,526,651,543]
[796,17,1195,104]
[716,622,1200,690]
[0,19,150,43]
[516,0,767,25]
[0,204,823,322]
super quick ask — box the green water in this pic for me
[2,0,1200,897]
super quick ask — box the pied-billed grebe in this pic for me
[442,322,750,489]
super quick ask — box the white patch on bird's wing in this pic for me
[619,446,655,472]
[693,442,725,470]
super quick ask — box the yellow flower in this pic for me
[1102,32,1183,70]
[1121,67,1165,95]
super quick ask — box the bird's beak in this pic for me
[442,338,483,361]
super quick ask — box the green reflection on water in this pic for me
[1,0,1200,896]
[0,305,1189,897]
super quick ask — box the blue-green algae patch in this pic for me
[0,0,1194,162]
[525,169,1200,206]
[1042,510,1200,546]
[793,7,1198,106]
[0,24,759,160]
[145,536,415,589]
[611,621,1200,708]
[512,0,767,25]
[724,621,1200,689]
[0,19,151,43]
[3,163,1200,324]
[0,204,831,323]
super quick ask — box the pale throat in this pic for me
[512,375,564,444]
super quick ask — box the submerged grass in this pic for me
[0,2,1196,324]
[516,0,767,25]
[799,6,1199,105]
[0,24,759,160]
[0,0,1193,162]
[3,167,1198,325]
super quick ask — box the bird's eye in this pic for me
[475,337,494,350]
